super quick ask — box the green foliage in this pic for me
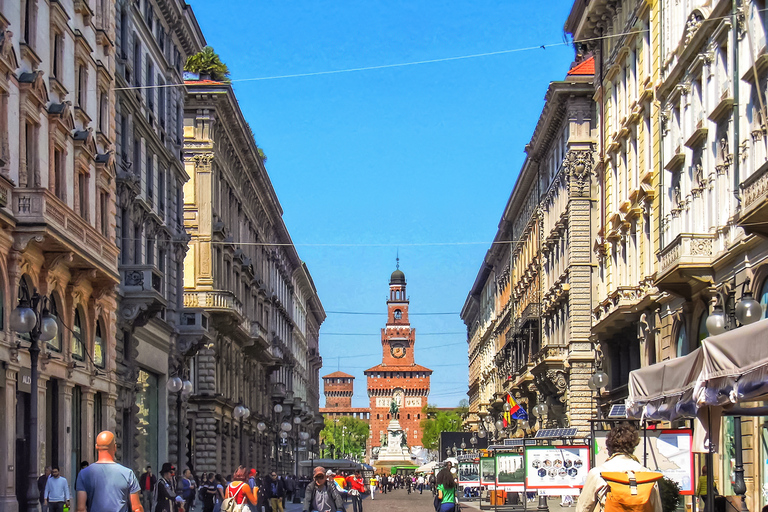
[319,416,369,459]
[184,46,230,82]
[659,477,682,512]
[420,403,465,450]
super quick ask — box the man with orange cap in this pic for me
[302,467,344,512]
[75,431,143,512]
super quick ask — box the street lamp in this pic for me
[167,374,193,468]
[10,282,58,510]
[234,403,251,465]
[309,438,317,469]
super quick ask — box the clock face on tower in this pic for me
[391,344,406,359]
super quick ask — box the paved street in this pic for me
[282,489,437,512]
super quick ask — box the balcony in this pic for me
[119,264,166,326]
[13,188,119,278]
[656,233,717,297]
[177,310,213,357]
[183,289,244,332]
[739,161,768,237]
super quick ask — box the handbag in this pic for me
[221,483,248,512]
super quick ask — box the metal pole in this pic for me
[732,416,748,512]
[177,394,183,469]
[26,329,40,511]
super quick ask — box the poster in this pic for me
[495,453,525,489]
[480,457,496,489]
[458,461,480,487]
[593,429,694,495]
[525,445,590,490]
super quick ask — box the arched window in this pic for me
[94,321,105,367]
[394,309,402,320]
[696,312,709,348]
[760,278,768,318]
[676,321,688,358]
[47,296,62,352]
[73,309,84,360]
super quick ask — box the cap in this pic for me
[160,462,175,474]
[326,469,334,476]
[313,467,326,477]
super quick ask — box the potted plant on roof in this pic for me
[184,46,230,82]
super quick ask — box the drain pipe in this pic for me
[733,0,741,209]
[658,8,665,250]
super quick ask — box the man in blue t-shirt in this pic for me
[75,431,142,512]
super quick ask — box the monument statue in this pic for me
[389,398,399,418]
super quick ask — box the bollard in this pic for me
[538,492,549,512]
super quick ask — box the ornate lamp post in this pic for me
[167,375,193,468]
[233,403,251,465]
[10,282,58,511]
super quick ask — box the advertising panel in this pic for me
[495,453,525,489]
[593,429,694,495]
[525,445,590,491]
[458,461,480,487]
[480,457,496,489]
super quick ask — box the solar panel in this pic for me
[503,439,519,446]
[534,428,579,439]
[608,404,627,419]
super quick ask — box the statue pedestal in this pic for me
[372,418,414,474]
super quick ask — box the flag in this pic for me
[503,393,528,427]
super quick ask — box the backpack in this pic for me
[221,483,248,512]
[601,471,663,512]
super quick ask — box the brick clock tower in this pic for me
[365,265,432,451]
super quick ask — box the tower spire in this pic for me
[396,250,400,270]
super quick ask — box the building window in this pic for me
[158,76,166,129]
[146,61,154,113]
[121,208,130,264]
[76,64,87,108]
[47,296,61,352]
[136,369,159,472]
[73,309,84,360]
[133,133,141,176]
[760,278,768,318]
[158,168,165,213]
[76,171,89,220]
[52,148,65,200]
[394,309,402,320]
[23,121,38,188]
[133,39,141,87]
[94,322,105,368]
[99,190,109,238]
[146,153,154,202]
[697,312,709,348]
[52,32,63,80]
[675,321,689,358]
[22,0,36,47]
[98,90,108,133]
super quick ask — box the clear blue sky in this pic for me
[187,0,577,407]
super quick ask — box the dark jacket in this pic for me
[155,476,181,512]
[303,480,344,512]
[265,476,285,499]
[139,472,157,492]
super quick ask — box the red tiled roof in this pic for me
[567,57,595,76]
[323,371,355,379]
[364,364,433,373]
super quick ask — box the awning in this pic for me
[627,347,703,421]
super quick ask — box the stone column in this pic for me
[82,388,96,464]
[0,368,18,512]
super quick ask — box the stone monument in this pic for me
[372,399,414,473]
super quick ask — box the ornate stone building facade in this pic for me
[565,0,661,408]
[113,0,205,473]
[0,1,119,510]
[463,60,597,435]
[366,268,432,451]
[183,77,324,475]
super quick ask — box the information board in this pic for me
[525,445,590,491]
[495,453,525,489]
[458,461,480,487]
[480,457,496,490]
[593,429,694,495]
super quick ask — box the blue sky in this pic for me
[187,0,577,407]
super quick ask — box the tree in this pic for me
[184,46,230,82]
[319,416,369,459]
[419,403,465,450]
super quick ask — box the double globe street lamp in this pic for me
[10,283,58,511]
[167,375,194,467]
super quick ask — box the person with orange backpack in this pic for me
[576,424,663,512]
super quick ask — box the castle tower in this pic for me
[366,265,432,452]
[323,372,355,410]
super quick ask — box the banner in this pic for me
[593,429,694,495]
[495,453,525,489]
[458,461,480,487]
[525,445,590,491]
[480,457,496,489]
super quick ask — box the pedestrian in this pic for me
[303,467,344,512]
[181,469,196,512]
[44,466,71,512]
[199,473,218,512]
[75,431,143,512]
[696,466,716,512]
[406,475,412,494]
[285,474,296,503]
[266,471,286,512]
[155,462,185,512]
[224,467,258,507]
[435,467,458,512]
[345,470,365,512]
[38,466,51,512]
[139,465,157,512]
[575,424,662,512]
[212,474,226,512]
[417,474,425,494]
[369,474,377,499]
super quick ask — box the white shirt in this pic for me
[576,454,663,512]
